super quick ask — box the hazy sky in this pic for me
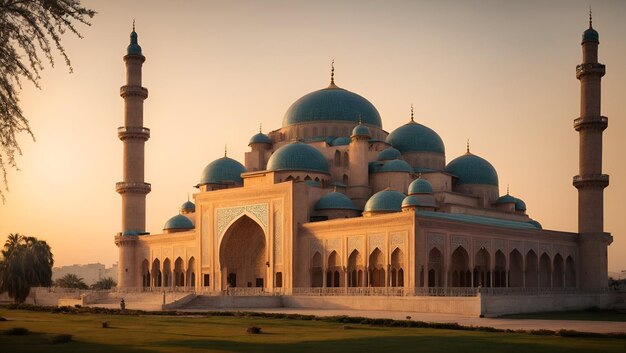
[0,0,625,273]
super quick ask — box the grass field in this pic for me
[1,308,625,353]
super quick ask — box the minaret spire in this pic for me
[589,6,592,28]
[328,59,338,88]
[133,19,135,32]
[574,15,611,289]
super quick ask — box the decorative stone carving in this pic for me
[327,238,341,253]
[311,239,323,256]
[539,243,552,257]
[494,239,505,253]
[369,234,384,250]
[509,240,523,253]
[201,213,210,267]
[273,209,282,264]
[427,234,444,251]
[525,242,538,255]
[451,235,469,251]
[391,234,404,249]
[474,238,490,251]
[348,236,362,253]
[216,203,268,241]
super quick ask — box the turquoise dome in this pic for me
[583,27,599,42]
[330,137,351,146]
[445,152,499,186]
[163,214,194,231]
[377,159,413,173]
[127,31,142,56]
[364,189,406,213]
[200,157,246,185]
[514,197,527,211]
[527,220,542,229]
[408,178,433,195]
[352,124,371,137]
[180,200,195,212]
[315,192,360,211]
[496,194,517,205]
[377,147,402,161]
[267,142,329,174]
[386,121,445,154]
[402,195,437,208]
[249,132,272,145]
[282,86,382,128]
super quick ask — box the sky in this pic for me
[0,0,625,273]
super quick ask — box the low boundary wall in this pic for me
[480,292,617,317]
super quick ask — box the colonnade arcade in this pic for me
[309,247,405,288]
[142,257,196,288]
[426,246,576,288]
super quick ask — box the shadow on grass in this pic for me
[3,332,155,353]
[501,309,626,322]
[158,333,626,353]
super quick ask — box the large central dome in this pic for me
[282,85,382,128]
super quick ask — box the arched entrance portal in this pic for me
[219,216,267,289]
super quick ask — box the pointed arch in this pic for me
[525,250,538,287]
[509,249,523,287]
[391,247,404,287]
[334,150,341,167]
[553,254,564,288]
[348,250,363,287]
[342,174,349,185]
[428,247,443,287]
[141,259,150,287]
[368,248,385,287]
[151,258,162,287]
[343,152,349,168]
[163,258,172,288]
[326,250,342,287]
[450,246,470,287]
[219,215,266,288]
[473,248,490,287]
[187,257,196,287]
[494,250,506,287]
[311,251,323,287]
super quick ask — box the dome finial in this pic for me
[187,192,190,202]
[331,59,335,84]
[507,184,510,195]
[589,6,593,28]
[410,104,414,122]
[133,19,135,32]
[466,139,470,154]
[259,123,262,133]
[224,144,227,157]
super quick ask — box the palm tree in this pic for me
[91,277,117,290]
[0,234,54,303]
[54,274,88,289]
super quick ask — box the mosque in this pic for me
[114,18,612,309]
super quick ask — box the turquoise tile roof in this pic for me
[445,152,499,186]
[315,192,360,211]
[163,214,194,230]
[408,178,433,194]
[267,142,329,174]
[200,156,246,185]
[414,211,538,230]
[364,189,406,212]
[386,121,445,154]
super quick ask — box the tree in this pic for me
[0,1,96,201]
[0,233,54,303]
[54,273,88,289]
[91,277,117,290]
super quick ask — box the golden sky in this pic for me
[0,0,625,273]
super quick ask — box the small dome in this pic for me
[180,200,195,213]
[330,137,351,146]
[249,132,272,145]
[386,121,445,154]
[377,147,402,161]
[496,194,517,205]
[445,152,499,186]
[127,31,142,56]
[408,178,433,195]
[267,142,329,174]
[315,192,359,211]
[200,156,246,185]
[514,197,527,211]
[376,159,413,173]
[163,214,194,231]
[401,195,437,208]
[527,220,542,229]
[352,123,371,137]
[364,189,406,213]
[583,27,599,42]
[282,86,382,128]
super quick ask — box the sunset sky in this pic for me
[0,0,625,273]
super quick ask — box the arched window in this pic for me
[334,150,341,167]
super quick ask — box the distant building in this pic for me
[113,18,612,311]
[53,263,118,285]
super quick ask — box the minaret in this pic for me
[115,23,150,288]
[573,13,612,288]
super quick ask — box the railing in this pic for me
[479,287,610,296]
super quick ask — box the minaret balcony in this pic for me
[115,181,151,194]
[120,85,148,99]
[573,116,608,131]
[576,63,605,79]
[573,174,609,190]
[118,126,150,140]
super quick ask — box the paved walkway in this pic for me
[180,307,626,334]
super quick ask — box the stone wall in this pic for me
[480,292,617,317]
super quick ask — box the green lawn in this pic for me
[501,309,626,322]
[1,308,625,353]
